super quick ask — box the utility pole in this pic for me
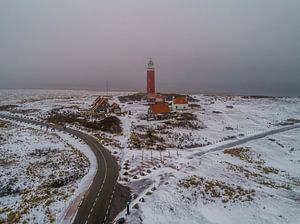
[106,80,109,96]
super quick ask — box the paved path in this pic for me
[0,114,119,224]
[189,123,300,158]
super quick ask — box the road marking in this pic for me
[0,114,122,224]
[82,136,109,224]
[101,181,118,224]
[0,116,106,224]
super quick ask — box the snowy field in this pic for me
[123,128,300,224]
[0,89,300,224]
[0,117,96,223]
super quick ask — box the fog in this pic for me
[0,1,300,96]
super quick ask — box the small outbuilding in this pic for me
[172,96,189,110]
[155,95,166,103]
[148,102,170,119]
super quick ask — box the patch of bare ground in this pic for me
[178,175,255,203]
[223,147,296,189]
[129,130,166,149]
[164,119,206,130]
[0,120,9,128]
[94,133,121,148]
[223,147,265,165]
[224,162,291,190]
[274,118,300,126]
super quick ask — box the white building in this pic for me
[172,96,189,110]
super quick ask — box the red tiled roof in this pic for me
[173,96,188,104]
[110,102,120,109]
[93,96,109,105]
[92,97,109,111]
[150,103,170,114]
[92,96,102,106]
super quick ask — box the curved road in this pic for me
[0,113,119,224]
[2,113,300,223]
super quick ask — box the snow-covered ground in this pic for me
[0,89,300,223]
[0,118,96,224]
[125,128,300,224]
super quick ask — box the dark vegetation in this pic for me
[118,92,199,102]
[177,112,197,120]
[0,105,18,111]
[213,110,222,114]
[223,147,292,190]
[189,103,201,108]
[130,130,165,149]
[161,93,199,102]
[118,93,146,103]
[164,120,204,130]
[179,175,255,203]
[0,120,9,128]
[47,114,122,134]
[242,95,277,99]
[223,147,264,165]
[225,162,291,190]
[0,104,40,115]
[275,118,300,126]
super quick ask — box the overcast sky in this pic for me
[0,1,300,96]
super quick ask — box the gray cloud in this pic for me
[0,0,300,96]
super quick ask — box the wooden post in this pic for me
[160,150,162,162]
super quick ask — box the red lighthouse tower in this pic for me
[147,58,156,101]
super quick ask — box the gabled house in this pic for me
[92,97,110,113]
[148,102,170,119]
[172,96,189,110]
[110,102,121,114]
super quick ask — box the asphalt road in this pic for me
[0,114,119,224]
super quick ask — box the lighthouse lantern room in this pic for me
[147,58,156,101]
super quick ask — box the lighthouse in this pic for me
[147,58,156,101]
